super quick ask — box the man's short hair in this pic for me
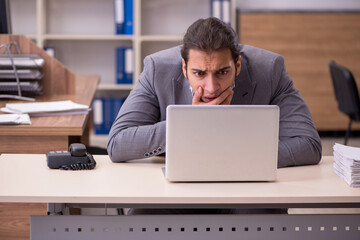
[181,17,241,65]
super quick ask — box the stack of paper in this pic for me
[333,143,360,187]
[0,100,90,117]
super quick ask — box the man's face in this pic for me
[182,48,241,103]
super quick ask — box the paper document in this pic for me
[0,69,44,79]
[0,113,31,125]
[1,100,90,117]
[0,81,42,93]
[0,54,45,68]
[333,143,360,187]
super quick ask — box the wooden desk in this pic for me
[0,155,360,239]
[0,74,99,154]
[0,75,98,240]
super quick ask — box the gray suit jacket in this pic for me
[108,45,322,167]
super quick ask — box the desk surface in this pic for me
[0,75,98,136]
[0,155,359,207]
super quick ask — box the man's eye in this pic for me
[194,71,205,76]
[217,70,228,75]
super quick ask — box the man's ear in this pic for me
[182,59,188,79]
[236,56,241,76]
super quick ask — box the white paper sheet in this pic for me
[0,113,31,125]
[1,100,89,116]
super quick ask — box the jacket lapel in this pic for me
[174,71,192,105]
[231,53,257,104]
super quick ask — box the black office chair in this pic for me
[329,61,360,145]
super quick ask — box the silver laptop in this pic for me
[165,105,279,182]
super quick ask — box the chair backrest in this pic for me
[329,61,360,121]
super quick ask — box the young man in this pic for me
[107,17,322,168]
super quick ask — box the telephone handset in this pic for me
[46,143,96,170]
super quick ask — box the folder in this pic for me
[112,98,124,122]
[124,0,133,35]
[114,0,125,34]
[103,98,113,134]
[116,47,133,84]
[222,0,231,25]
[93,98,106,134]
[124,47,133,84]
[43,46,56,58]
[93,97,125,135]
[211,0,221,19]
[116,47,125,84]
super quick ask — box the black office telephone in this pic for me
[46,143,96,170]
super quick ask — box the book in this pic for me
[210,0,221,19]
[103,97,113,134]
[116,47,133,84]
[44,46,56,58]
[210,0,231,25]
[124,47,134,84]
[92,98,106,134]
[112,98,124,122]
[116,47,125,84]
[124,0,133,35]
[92,97,125,134]
[222,0,231,25]
[114,0,125,34]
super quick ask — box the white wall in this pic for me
[236,0,360,11]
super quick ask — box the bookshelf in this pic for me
[10,0,236,90]
[10,0,236,147]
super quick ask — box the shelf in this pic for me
[97,83,133,91]
[43,34,134,41]
[10,0,236,124]
[25,34,37,40]
[140,35,184,42]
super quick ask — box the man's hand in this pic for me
[192,86,234,105]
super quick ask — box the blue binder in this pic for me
[112,98,124,123]
[124,0,133,35]
[116,47,125,84]
[116,47,133,84]
[222,0,231,25]
[115,0,125,34]
[210,0,221,19]
[103,98,113,134]
[210,0,231,25]
[124,47,133,84]
[43,46,56,58]
[93,98,106,134]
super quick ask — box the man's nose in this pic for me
[204,74,219,93]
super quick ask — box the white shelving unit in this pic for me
[9,0,236,147]
[10,0,236,89]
